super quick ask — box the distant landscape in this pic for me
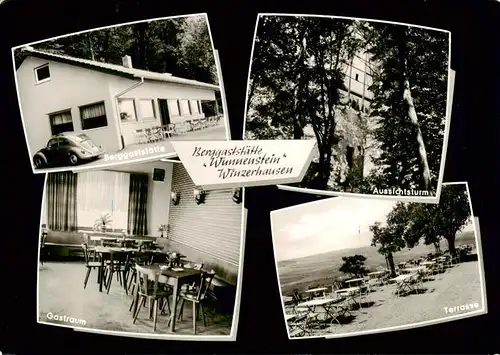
[277,230,477,296]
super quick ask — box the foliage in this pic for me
[402,184,471,253]
[246,16,361,188]
[246,16,448,192]
[339,254,368,278]
[15,15,217,84]
[93,212,113,231]
[359,21,449,191]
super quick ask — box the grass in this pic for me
[278,230,476,296]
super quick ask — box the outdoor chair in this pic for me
[132,264,173,332]
[133,129,148,144]
[81,243,103,289]
[288,311,318,338]
[172,270,216,335]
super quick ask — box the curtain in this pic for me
[127,173,149,236]
[81,102,106,119]
[46,172,78,231]
[76,170,130,231]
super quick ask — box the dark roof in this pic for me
[18,46,220,91]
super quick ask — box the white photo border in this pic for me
[243,13,455,204]
[36,160,246,341]
[269,181,487,340]
[12,13,231,175]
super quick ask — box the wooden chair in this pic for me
[132,264,173,332]
[40,231,48,265]
[82,243,102,289]
[127,253,156,297]
[174,271,216,335]
[104,251,129,295]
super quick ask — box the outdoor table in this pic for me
[296,297,346,324]
[404,266,426,274]
[285,313,297,321]
[367,270,387,285]
[345,278,365,287]
[421,261,435,266]
[390,273,418,295]
[304,287,328,298]
[283,296,294,304]
[139,264,203,333]
[335,286,361,308]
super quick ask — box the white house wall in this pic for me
[16,56,121,154]
[109,76,217,146]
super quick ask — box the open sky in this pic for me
[272,192,476,262]
[271,196,398,261]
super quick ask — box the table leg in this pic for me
[169,279,179,332]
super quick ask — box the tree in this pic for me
[402,184,471,255]
[360,22,449,192]
[339,254,368,278]
[16,15,215,84]
[369,207,406,278]
[246,16,360,188]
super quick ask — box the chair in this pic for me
[133,129,148,144]
[40,231,48,265]
[104,251,129,295]
[132,264,173,332]
[82,243,103,289]
[162,124,177,138]
[174,271,216,335]
[128,253,156,304]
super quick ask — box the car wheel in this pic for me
[68,152,79,165]
[33,156,45,169]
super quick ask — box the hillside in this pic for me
[277,230,477,295]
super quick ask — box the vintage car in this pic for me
[33,132,104,169]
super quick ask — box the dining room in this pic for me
[37,159,244,338]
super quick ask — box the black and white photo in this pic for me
[37,159,245,340]
[270,182,486,339]
[244,14,452,201]
[13,13,229,174]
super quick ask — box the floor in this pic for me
[289,261,484,337]
[38,261,233,336]
[35,123,228,171]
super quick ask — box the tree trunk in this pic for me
[396,29,431,190]
[387,252,397,277]
[315,146,332,189]
[87,34,95,61]
[403,78,432,190]
[434,241,441,254]
[445,234,456,255]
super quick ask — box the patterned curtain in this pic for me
[46,172,78,231]
[127,173,148,236]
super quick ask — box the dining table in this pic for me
[138,264,203,333]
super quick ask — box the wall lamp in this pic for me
[171,191,180,205]
[193,187,206,205]
[232,187,242,204]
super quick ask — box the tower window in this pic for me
[346,146,354,169]
[355,73,359,81]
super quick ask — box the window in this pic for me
[139,99,156,121]
[355,73,359,81]
[76,170,130,231]
[180,100,191,116]
[167,99,180,116]
[118,98,137,122]
[190,100,199,115]
[47,137,60,148]
[35,64,50,84]
[49,110,74,135]
[80,102,108,130]
[197,101,202,113]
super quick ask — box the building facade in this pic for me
[15,47,220,155]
